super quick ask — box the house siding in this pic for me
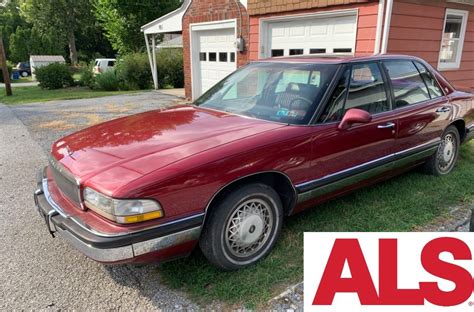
[182,0,249,99]
[248,2,381,61]
[388,0,474,89]
[247,0,370,15]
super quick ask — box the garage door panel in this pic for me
[266,13,357,57]
[193,27,237,98]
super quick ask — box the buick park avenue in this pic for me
[34,55,474,270]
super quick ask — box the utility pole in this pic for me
[0,36,12,96]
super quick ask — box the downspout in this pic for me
[374,0,385,55]
[380,0,393,54]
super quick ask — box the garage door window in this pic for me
[209,53,217,62]
[334,48,352,53]
[310,49,326,54]
[438,9,469,70]
[289,49,304,56]
[272,49,284,57]
[230,52,235,62]
[219,53,228,62]
[199,53,207,61]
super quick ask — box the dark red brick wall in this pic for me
[183,0,249,99]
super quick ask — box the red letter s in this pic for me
[420,237,472,307]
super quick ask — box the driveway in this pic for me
[0,92,199,311]
[0,81,39,88]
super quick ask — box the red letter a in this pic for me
[313,239,378,305]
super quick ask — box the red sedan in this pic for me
[34,55,474,270]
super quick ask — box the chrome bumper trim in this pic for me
[133,227,201,256]
[58,228,135,262]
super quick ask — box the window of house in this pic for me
[344,63,389,114]
[199,53,207,61]
[438,9,469,70]
[414,61,444,98]
[384,60,431,108]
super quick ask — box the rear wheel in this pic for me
[423,125,460,176]
[199,183,283,270]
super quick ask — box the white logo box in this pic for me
[304,232,474,312]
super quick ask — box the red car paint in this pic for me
[42,54,474,263]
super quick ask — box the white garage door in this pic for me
[265,13,357,57]
[194,28,237,97]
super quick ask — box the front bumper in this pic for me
[34,168,203,263]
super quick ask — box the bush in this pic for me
[156,48,184,88]
[116,53,152,90]
[0,65,13,83]
[95,70,120,91]
[78,64,95,89]
[35,63,74,89]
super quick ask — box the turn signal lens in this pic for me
[116,210,164,224]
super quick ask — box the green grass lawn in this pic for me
[160,142,474,308]
[0,86,142,105]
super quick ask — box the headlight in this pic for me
[83,187,163,224]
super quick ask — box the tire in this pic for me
[423,125,460,176]
[199,183,283,270]
[21,71,28,77]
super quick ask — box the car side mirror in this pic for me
[338,108,372,130]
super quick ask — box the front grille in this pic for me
[49,155,81,205]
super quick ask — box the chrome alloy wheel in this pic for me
[437,133,456,172]
[225,198,273,258]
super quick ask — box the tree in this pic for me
[19,0,96,65]
[93,0,181,54]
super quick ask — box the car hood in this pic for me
[51,105,284,193]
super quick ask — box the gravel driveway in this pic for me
[0,92,199,311]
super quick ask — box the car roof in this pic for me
[256,54,422,65]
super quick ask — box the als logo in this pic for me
[304,233,474,312]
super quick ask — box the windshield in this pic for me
[195,62,338,125]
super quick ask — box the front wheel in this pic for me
[199,183,283,270]
[423,125,460,176]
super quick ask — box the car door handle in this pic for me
[436,106,451,113]
[377,122,396,129]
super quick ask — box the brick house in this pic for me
[142,0,474,100]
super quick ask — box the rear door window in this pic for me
[108,61,115,67]
[383,60,431,108]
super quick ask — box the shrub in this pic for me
[95,70,120,91]
[0,65,13,83]
[156,48,184,88]
[78,64,95,89]
[35,63,74,89]
[116,53,152,90]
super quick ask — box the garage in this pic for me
[260,11,358,58]
[191,21,237,98]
